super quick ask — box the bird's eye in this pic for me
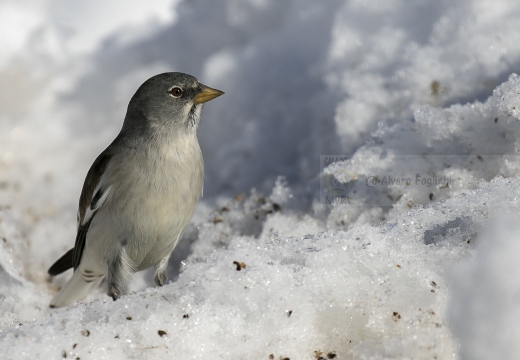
[169,87,183,98]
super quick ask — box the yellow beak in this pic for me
[194,85,225,104]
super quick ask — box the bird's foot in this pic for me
[108,285,122,301]
[154,270,168,287]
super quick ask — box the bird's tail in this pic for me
[48,248,74,276]
[50,268,104,308]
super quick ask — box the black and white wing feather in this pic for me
[48,150,114,276]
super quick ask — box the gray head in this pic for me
[123,72,224,134]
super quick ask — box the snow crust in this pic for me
[2,0,520,359]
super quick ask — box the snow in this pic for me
[1,0,520,359]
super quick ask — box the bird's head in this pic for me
[125,72,224,133]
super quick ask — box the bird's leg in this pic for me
[107,242,132,301]
[153,255,171,286]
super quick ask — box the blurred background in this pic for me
[3,0,518,209]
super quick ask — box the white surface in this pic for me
[1,0,520,359]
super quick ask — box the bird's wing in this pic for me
[72,150,114,270]
[47,149,115,276]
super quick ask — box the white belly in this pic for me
[83,135,203,272]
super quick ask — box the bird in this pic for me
[47,72,224,307]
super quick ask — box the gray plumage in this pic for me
[48,72,223,307]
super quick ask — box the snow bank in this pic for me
[2,0,520,359]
